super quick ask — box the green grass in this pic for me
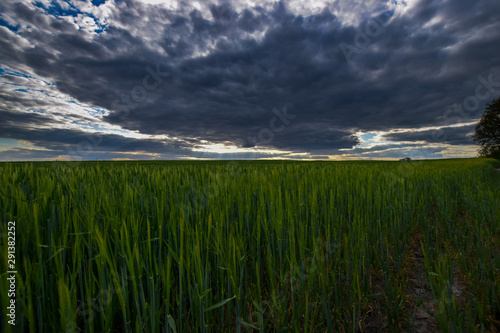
[0,158,499,332]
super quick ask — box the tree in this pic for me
[473,97,500,159]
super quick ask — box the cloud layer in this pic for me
[1,0,500,160]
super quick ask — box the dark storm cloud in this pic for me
[1,0,500,159]
[0,115,185,155]
[0,147,69,161]
[0,107,188,159]
[342,143,422,155]
[382,124,475,146]
[0,147,175,161]
[0,109,64,128]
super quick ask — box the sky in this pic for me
[0,0,499,161]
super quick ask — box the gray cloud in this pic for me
[1,0,500,160]
[382,124,475,146]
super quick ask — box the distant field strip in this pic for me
[0,159,499,332]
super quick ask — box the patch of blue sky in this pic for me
[39,89,50,94]
[0,138,18,147]
[40,92,58,98]
[91,0,107,7]
[0,17,19,33]
[2,69,56,90]
[94,23,108,34]
[14,88,28,93]
[4,69,31,79]
[87,17,107,33]
[0,139,17,152]
[34,0,80,18]
[88,107,107,117]
[39,79,55,86]
[34,0,107,33]
[27,108,45,114]
[357,132,377,148]
[0,138,29,151]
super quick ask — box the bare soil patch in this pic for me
[403,233,437,333]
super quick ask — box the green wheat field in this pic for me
[1,158,499,332]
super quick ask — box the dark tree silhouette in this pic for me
[473,97,500,159]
